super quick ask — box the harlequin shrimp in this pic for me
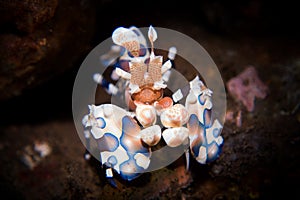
[82,25,224,187]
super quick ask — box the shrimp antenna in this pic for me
[148,25,157,56]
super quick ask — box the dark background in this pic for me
[0,0,299,199]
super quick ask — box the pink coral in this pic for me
[227,66,268,112]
